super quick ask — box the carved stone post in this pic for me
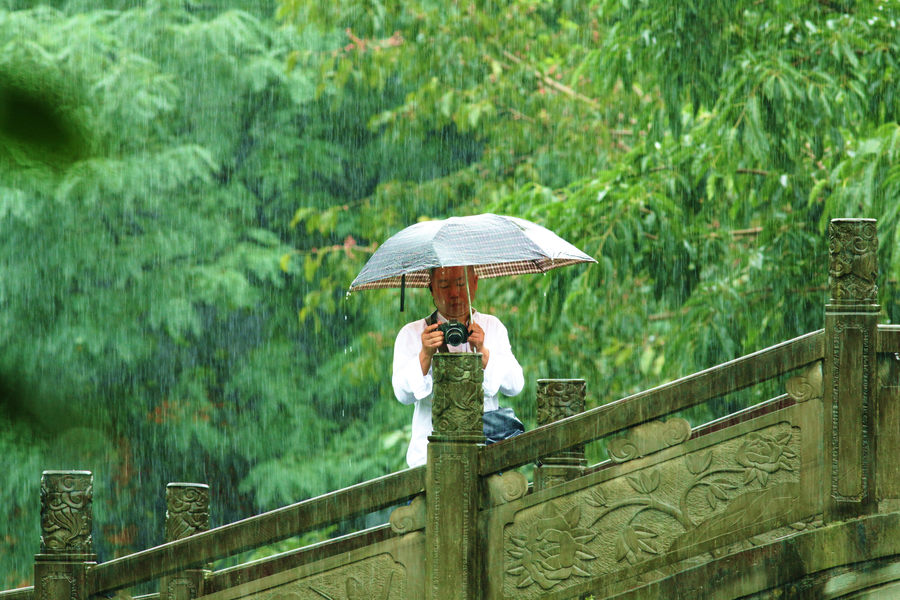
[534,379,587,491]
[426,353,483,600]
[160,483,210,600]
[824,218,879,521]
[34,471,96,600]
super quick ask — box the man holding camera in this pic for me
[392,265,524,468]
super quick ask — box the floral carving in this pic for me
[736,432,795,486]
[583,428,798,567]
[507,502,597,590]
[616,525,660,565]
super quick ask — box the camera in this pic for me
[438,320,470,346]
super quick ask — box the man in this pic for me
[392,266,524,467]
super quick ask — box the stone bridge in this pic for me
[1,218,899,599]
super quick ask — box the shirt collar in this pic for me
[435,309,478,324]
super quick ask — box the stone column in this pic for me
[824,218,879,521]
[34,471,97,600]
[426,353,483,600]
[534,379,587,491]
[160,483,211,600]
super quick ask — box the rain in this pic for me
[1,0,899,597]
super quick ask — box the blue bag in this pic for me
[483,407,525,444]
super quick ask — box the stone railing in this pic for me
[4,218,899,600]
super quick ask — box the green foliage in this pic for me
[2,0,900,588]
[280,0,900,428]
[0,0,424,583]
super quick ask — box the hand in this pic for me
[467,321,485,352]
[421,323,443,357]
[467,321,490,368]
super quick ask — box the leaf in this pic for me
[279,252,293,273]
[744,469,756,485]
[685,451,712,475]
[564,505,581,528]
[627,474,648,494]
[641,470,660,494]
[710,483,730,500]
[586,488,607,507]
[615,536,630,562]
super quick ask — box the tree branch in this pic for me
[495,50,602,110]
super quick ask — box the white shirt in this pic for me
[392,310,525,467]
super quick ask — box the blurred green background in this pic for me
[2,0,899,586]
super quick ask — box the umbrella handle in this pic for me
[400,274,406,312]
[465,266,473,328]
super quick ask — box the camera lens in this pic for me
[446,327,465,346]
[440,321,468,346]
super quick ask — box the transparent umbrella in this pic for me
[349,213,596,311]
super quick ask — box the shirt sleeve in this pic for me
[392,320,433,404]
[481,316,525,398]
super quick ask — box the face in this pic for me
[430,266,478,321]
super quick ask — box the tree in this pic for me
[3,0,899,586]
[0,0,473,582]
[279,0,900,437]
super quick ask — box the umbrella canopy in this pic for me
[350,213,596,291]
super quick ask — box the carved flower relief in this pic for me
[507,503,597,590]
[735,432,795,486]
[615,525,660,565]
[684,451,713,475]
